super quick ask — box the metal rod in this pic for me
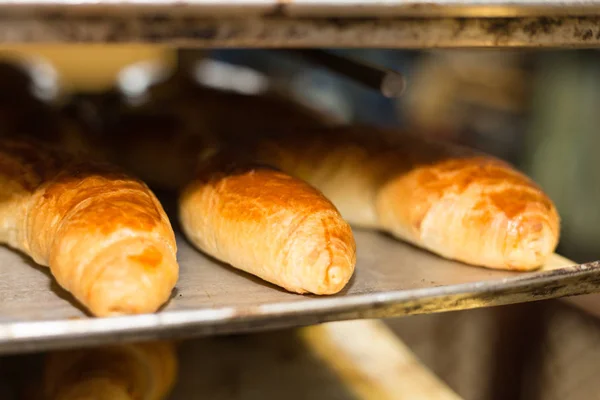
[282,49,406,98]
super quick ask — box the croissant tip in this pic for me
[81,242,179,318]
[287,213,356,296]
[504,219,558,271]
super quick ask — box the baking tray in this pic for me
[0,14,599,48]
[1,0,600,18]
[1,0,600,47]
[0,228,599,355]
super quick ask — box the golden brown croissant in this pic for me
[88,84,558,272]
[0,138,178,316]
[42,341,177,400]
[179,159,356,294]
[242,126,560,271]
[86,88,356,294]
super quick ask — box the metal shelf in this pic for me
[2,0,600,18]
[0,0,598,46]
[0,14,599,47]
[0,229,598,355]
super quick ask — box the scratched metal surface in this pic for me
[0,229,599,355]
[0,15,598,47]
[1,0,600,18]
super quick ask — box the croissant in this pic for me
[87,85,558,272]
[243,126,560,271]
[0,138,178,316]
[179,159,356,294]
[42,341,177,400]
[86,89,356,294]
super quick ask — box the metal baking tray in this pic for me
[0,14,599,48]
[1,0,600,18]
[1,0,600,47]
[0,229,599,355]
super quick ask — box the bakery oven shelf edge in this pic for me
[0,15,599,47]
[0,230,598,355]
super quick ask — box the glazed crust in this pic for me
[241,126,560,271]
[90,86,559,271]
[179,160,356,294]
[43,341,177,400]
[99,90,356,294]
[0,139,178,316]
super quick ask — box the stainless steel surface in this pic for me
[0,15,598,48]
[0,230,598,355]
